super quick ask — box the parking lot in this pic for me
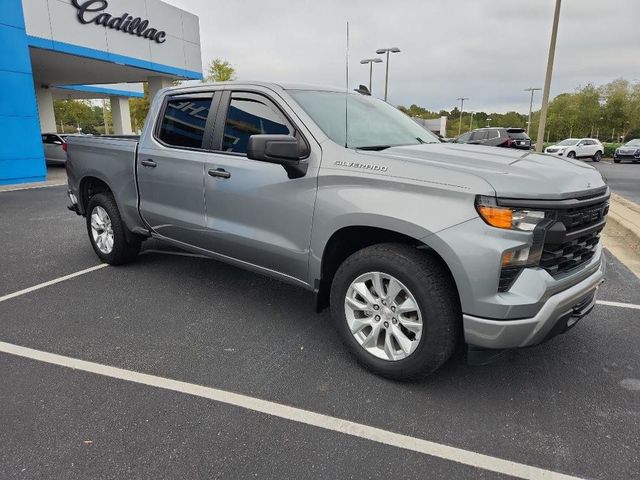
[1,184,639,480]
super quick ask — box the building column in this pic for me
[147,76,174,103]
[110,96,133,135]
[0,0,46,185]
[35,86,57,133]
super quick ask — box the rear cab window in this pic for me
[157,95,214,149]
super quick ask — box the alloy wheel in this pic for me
[90,206,114,254]
[344,271,423,361]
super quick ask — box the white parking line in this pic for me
[0,264,108,303]
[596,300,640,310]
[0,341,583,480]
[0,183,66,193]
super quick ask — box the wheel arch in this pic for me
[314,225,460,312]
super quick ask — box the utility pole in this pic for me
[456,97,468,136]
[535,0,562,153]
[469,111,475,132]
[524,87,542,136]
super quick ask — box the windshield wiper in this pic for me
[355,145,392,151]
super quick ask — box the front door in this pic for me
[201,89,319,283]
[137,92,218,246]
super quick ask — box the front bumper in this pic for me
[463,255,606,349]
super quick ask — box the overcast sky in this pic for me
[170,0,639,114]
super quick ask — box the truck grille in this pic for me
[540,230,601,276]
[540,200,608,276]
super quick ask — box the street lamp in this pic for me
[360,58,383,93]
[376,47,401,102]
[456,97,468,136]
[524,87,542,136]
[486,117,492,127]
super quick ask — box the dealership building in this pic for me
[1,0,203,185]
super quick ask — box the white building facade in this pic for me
[1,0,202,184]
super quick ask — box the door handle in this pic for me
[141,159,157,167]
[208,168,231,179]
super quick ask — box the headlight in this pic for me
[475,196,546,231]
[557,147,566,153]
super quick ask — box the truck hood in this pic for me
[363,143,606,199]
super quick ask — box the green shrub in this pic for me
[602,143,622,157]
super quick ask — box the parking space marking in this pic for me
[597,300,640,310]
[0,264,108,303]
[0,183,66,193]
[0,341,583,480]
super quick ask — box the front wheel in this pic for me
[86,192,140,265]
[592,151,602,162]
[567,151,576,159]
[330,244,460,380]
[614,158,621,164]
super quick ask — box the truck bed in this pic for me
[66,135,146,235]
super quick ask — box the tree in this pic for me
[129,83,151,133]
[204,58,237,83]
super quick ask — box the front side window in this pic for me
[222,92,292,154]
[158,96,213,149]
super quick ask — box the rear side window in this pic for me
[158,96,213,149]
[42,134,60,144]
[223,92,292,154]
[507,131,529,140]
[487,130,501,140]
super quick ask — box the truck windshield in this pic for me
[288,90,440,149]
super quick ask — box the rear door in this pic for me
[200,88,319,283]
[137,91,220,246]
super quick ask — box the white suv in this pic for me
[544,138,604,162]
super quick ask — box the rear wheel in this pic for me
[567,151,576,159]
[592,151,602,162]
[330,243,460,380]
[86,192,140,265]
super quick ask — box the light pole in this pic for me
[376,47,401,102]
[359,58,383,93]
[535,0,562,152]
[456,97,468,136]
[469,111,475,131]
[524,87,542,136]
[486,117,492,127]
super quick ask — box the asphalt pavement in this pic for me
[593,160,640,204]
[1,185,639,479]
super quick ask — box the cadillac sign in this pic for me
[71,0,167,44]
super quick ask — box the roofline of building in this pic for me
[27,35,203,81]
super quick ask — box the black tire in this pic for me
[614,158,621,164]
[567,151,576,159]
[86,192,140,265]
[592,151,602,162]
[329,243,460,381]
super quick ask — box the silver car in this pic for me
[42,133,67,165]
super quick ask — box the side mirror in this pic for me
[247,134,309,179]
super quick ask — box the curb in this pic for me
[602,193,640,278]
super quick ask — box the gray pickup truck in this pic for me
[66,82,609,379]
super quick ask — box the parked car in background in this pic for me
[42,133,67,165]
[451,131,472,143]
[613,139,640,163]
[544,138,603,162]
[457,127,532,150]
